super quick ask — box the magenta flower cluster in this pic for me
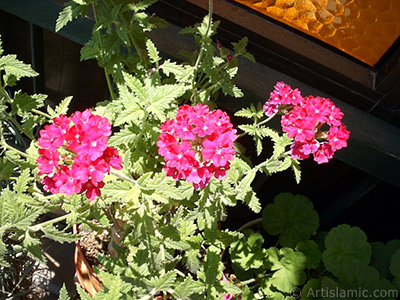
[37,109,122,200]
[157,104,237,189]
[264,82,350,164]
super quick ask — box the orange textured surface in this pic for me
[232,0,400,66]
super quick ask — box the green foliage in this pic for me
[262,193,319,248]
[267,247,307,293]
[322,224,371,277]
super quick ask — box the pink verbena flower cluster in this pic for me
[37,109,122,200]
[264,82,350,164]
[157,104,237,189]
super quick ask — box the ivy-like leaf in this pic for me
[390,249,400,289]
[322,224,371,277]
[230,229,266,271]
[262,193,319,248]
[296,240,322,270]
[266,247,307,293]
[370,240,400,279]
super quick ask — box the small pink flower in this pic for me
[37,109,122,200]
[264,82,350,164]
[157,104,237,188]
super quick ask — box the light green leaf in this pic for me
[0,55,38,79]
[291,159,301,184]
[149,270,176,292]
[55,96,73,116]
[146,39,160,64]
[14,169,30,195]
[108,126,138,146]
[58,284,71,300]
[230,229,266,271]
[23,230,46,263]
[242,190,261,213]
[56,6,73,32]
[262,193,319,248]
[173,275,204,299]
[41,225,77,244]
[322,224,371,277]
[236,169,256,200]
[11,91,43,115]
[267,247,307,293]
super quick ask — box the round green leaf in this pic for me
[338,265,398,300]
[370,240,400,279]
[390,249,400,289]
[296,240,322,270]
[322,224,371,277]
[266,247,307,293]
[262,193,319,248]
[230,229,266,271]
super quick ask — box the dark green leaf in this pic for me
[262,193,319,248]
[322,224,371,277]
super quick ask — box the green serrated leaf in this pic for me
[262,193,319,248]
[173,275,204,299]
[149,270,176,292]
[58,284,71,300]
[14,168,30,195]
[23,230,46,263]
[146,39,160,64]
[0,55,38,79]
[236,169,256,200]
[322,224,371,277]
[56,5,73,32]
[55,96,73,116]
[0,157,15,180]
[41,225,77,244]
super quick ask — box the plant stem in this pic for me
[28,213,71,232]
[257,113,277,127]
[92,3,117,100]
[236,218,262,232]
[1,140,36,161]
[109,168,137,185]
[2,111,35,141]
[31,108,52,119]
[191,0,213,100]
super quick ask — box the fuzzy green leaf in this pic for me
[236,169,256,201]
[267,247,307,293]
[108,126,138,146]
[146,39,160,65]
[56,6,73,32]
[291,159,301,184]
[23,230,46,263]
[41,225,77,244]
[149,270,176,292]
[0,54,38,79]
[14,169,30,195]
[55,96,73,116]
[322,224,371,277]
[58,284,71,300]
[262,193,319,248]
[173,275,204,299]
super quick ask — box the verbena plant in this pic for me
[4,1,396,299]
